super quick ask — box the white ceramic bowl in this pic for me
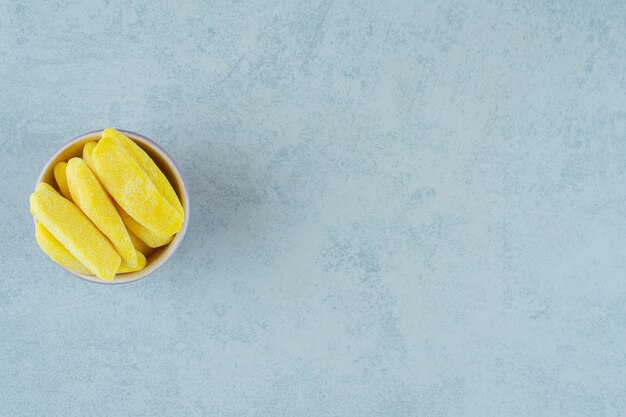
[34,129,189,285]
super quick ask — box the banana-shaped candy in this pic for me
[92,137,183,238]
[66,157,138,268]
[102,128,183,217]
[35,222,92,275]
[30,183,120,280]
[53,162,72,201]
[82,141,97,170]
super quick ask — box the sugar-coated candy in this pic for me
[30,183,120,280]
[66,157,138,268]
[92,137,183,237]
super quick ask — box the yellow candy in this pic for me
[37,225,147,276]
[66,158,138,268]
[128,229,155,257]
[117,204,173,248]
[53,162,72,201]
[35,223,92,275]
[118,250,147,274]
[30,183,120,280]
[82,141,97,170]
[102,128,184,217]
[92,137,183,237]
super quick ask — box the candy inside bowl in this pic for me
[32,129,189,284]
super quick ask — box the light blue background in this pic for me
[1,1,625,416]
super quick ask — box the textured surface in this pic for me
[1,0,625,415]
[66,156,138,269]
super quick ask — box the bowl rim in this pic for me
[34,128,190,285]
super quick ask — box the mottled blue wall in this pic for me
[1,0,625,416]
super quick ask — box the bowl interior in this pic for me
[36,130,188,284]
